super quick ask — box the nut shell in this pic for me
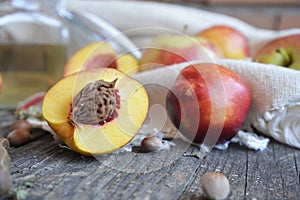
[141,135,163,152]
[201,172,230,200]
[7,129,32,146]
[10,120,31,132]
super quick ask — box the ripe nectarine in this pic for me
[139,35,222,72]
[196,25,250,59]
[166,63,251,145]
[64,42,139,76]
[253,34,300,70]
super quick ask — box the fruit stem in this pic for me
[182,24,189,35]
[276,48,291,67]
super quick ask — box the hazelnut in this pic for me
[201,172,230,200]
[141,135,163,152]
[10,120,31,132]
[7,129,32,146]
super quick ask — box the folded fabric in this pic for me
[215,59,300,149]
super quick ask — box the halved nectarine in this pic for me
[42,68,149,156]
[64,42,139,76]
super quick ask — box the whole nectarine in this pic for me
[166,63,251,145]
[64,42,139,76]
[253,34,300,70]
[139,35,222,72]
[196,25,250,59]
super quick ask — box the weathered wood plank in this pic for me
[57,140,201,200]
[181,144,249,199]
[1,110,299,200]
[245,141,300,200]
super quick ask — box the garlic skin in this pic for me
[253,102,300,149]
[201,172,230,200]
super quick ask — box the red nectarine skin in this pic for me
[167,63,252,144]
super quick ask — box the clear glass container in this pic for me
[0,0,69,108]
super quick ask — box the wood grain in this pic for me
[0,110,299,199]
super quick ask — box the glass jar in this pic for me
[0,0,69,108]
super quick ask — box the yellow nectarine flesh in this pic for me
[117,54,139,75]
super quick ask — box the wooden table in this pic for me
[1,110,299,200]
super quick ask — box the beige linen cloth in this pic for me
[69,0,300,149]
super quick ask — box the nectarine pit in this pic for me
[69,79,120,126]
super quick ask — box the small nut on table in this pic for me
[141,135,163,152]
[10,120,31,132]
[201,171,230,200]
[7,129,32,146]
[7,120,33,146]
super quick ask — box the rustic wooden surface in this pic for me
[0,110,299,200]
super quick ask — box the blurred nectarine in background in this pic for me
[196,25,250,59]
[64,42,139,77]
[139,34,223,72]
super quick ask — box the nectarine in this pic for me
[64,42,139,76]
[253,34,300,70]
[139,35,222,72]
[166,63,251,145]
[196,25,250,59]
[43,68,149,156]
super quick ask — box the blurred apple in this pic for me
[64,42,139,76]
[253,34,300,70]
[139,35,223,72]
[166,63,252,144]
[196,25,250,59]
